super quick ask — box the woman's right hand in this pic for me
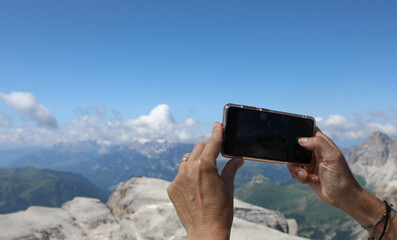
[287,127,362,208]
[287,128,392,239]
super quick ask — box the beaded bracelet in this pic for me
[362,200,395,240]
[378,200,392,240]
[362,207,387,230]
[379,201,396,240]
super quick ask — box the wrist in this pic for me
[336,187,385,231]
[187,226,231,240]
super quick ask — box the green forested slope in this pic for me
[0,166,109,214]
[235,175,367,239]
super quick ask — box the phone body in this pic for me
[221,103,315,165]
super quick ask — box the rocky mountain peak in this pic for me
[347,132,397,189]
[363,131,393,148]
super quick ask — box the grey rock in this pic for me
[0,206,87,240]
[62,197,131,240]
[234,199,291,233]
[0,177,307,240]
[107,177,307,240]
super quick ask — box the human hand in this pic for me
[167,122,244,240]
[287,127,362,208]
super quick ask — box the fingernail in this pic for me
[297,170,307,179]
[213,122,218,129]
[299,138,308,143]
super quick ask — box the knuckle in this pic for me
[196,156,217,172]
[208,137,221,145]
[167,184,174,197]
[312,136,322,144]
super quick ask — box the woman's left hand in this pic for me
[167,122,244,240]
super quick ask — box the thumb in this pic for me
[298,136,335,157]
[221,158,244,190]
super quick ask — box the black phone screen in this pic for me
[222,106,314,164]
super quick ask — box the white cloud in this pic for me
[66,104,203,144]
[4,91,393,149]
[184,118,198,127]
[316,114,397,141]
[0,103,203,148]
[0,92,58,129]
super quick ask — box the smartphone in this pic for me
[221,103,315,165]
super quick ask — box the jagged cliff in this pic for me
[347,131,397,189]
[0,177,306,240]
[346,131,397,207]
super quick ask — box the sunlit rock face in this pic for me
[347,131,397,190]
[0,198,130,240]
[107,177,307,240]
[0,177,307,240]
[62,198,130,239]
[346,132,397,207]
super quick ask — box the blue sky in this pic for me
[0,1,396,148]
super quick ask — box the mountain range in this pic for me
[1,140,294,191]
[4,141,193,190]
[1,131,397,239]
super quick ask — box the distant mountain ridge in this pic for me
[7,141,194,190]
[4,140,293,191]
[0,166,108,214]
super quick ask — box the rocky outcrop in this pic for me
[0,177,307,240]
[347,132,397,211]
[108,177,305,239]
[62,197,130,239]
[346,131,397,189]
[234,199,298,235]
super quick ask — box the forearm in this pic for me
[336,188,396,239]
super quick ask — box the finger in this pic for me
[221,158,244,190]
[287,164,309,184]
[189,142,206,161]
[201,122,223,166]
[298,135,335,156]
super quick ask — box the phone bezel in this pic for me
[221,103,316,165]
